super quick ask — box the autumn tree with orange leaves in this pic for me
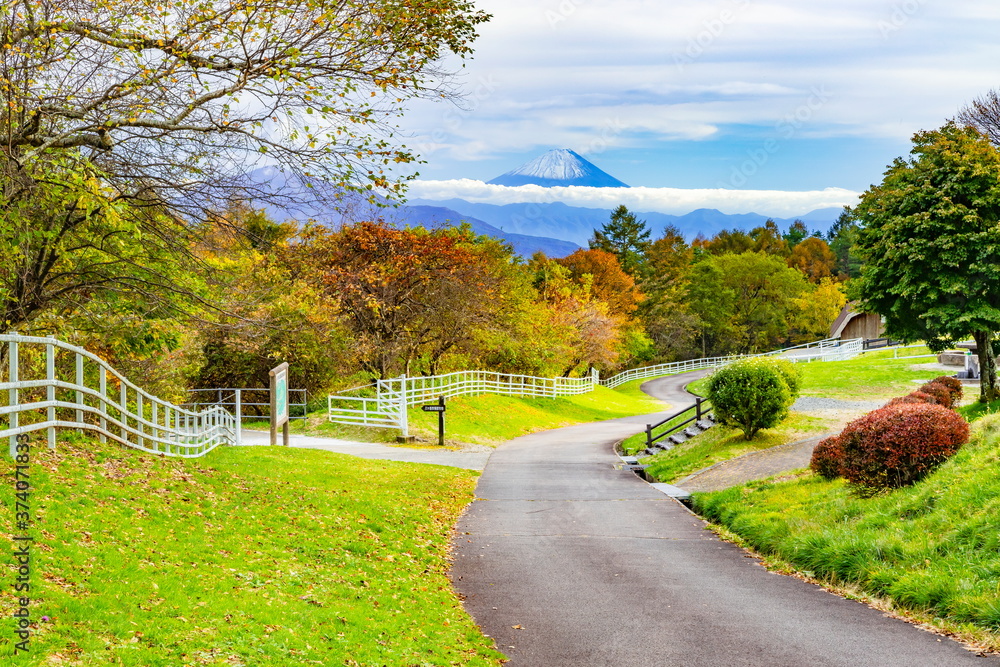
[556,249,644,317]
[290,222,513,379]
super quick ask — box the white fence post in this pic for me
[46,339,55,449]
[75,352,84,432]
[398,374,409,438]
[120,381,128,444]
[235,389,242,447]
[99,367,107,444]
[8,337,18,457]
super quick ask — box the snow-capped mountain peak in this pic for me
[487,149,630,188]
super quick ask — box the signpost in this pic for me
[421,396,446,447]
[269,362,290,447]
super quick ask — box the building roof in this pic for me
[830,302,880,339]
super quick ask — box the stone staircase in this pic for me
[639,413,716,457]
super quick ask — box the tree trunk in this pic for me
[973,330,999,403]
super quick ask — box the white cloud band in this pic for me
[406,179,861,218]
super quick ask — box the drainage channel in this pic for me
[614,452,694,507]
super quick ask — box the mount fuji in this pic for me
[487,149,629,188]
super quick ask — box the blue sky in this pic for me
[396,0,1000,215]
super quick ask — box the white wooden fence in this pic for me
[327,341,867,435]
[328,369,599,437]
[599,338,864,389]
[0,334,235,458]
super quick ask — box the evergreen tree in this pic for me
[589,205,651,278]
[782,220,809,248]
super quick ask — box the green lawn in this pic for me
[796,348,942,400]
[0,436,504,665]
[957,398,1000,423]
[688,349,941,401]
[693,414,1000,648]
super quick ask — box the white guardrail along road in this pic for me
[0,334,235,458]
[328,339,865,434]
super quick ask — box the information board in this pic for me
[269,362,290,446]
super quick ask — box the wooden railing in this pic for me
[641,397,712,451]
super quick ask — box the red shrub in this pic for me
[837,403,969,490]
[931,375,963,405]
[919,381,955,409]
[884,391,935,408]
[810,436,844,480]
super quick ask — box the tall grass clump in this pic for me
[696,414,1000,636]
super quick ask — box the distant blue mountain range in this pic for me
[242,167,582,257]
[405,198,842,248]
[241,166,844,260]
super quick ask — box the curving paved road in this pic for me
[451,372,998,666]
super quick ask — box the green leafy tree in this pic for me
[699,229,753,256]
[686,257,738,357]
[827,209,862,279]
[851,122,1000,402]
[688,252,809,354]
[589,205,651,278]
[642,225,700,362]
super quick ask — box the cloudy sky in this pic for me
[396,0,1000,216]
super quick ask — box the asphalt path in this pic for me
[451,372,998,666]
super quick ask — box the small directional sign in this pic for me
[425,397,446,447]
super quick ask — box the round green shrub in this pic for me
[836,403,969,490]
[810,435,844,480]
[768,357,802,401]
[707,357,792,440]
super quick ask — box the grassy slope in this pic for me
[641,413,832,483]
[313,381,667,447]
[0,436,504,665]
[694,414,1000,645]
[635,351,949,481]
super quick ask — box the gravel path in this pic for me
[791,396,884,411]
[676,435,830,493]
